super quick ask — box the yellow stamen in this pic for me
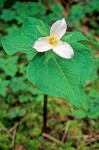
[49,36,59,46]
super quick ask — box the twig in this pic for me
[8,122,19,134]
[61,120,70,143]
[7,114,38,148]
[42,133,63,145]
[12,125,17,148]
[8,114,31,134]
[8,122,19,149]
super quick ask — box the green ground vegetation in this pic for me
[0,0,99,150]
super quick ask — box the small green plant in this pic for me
[2,18,93,106]
[2,17,94,133]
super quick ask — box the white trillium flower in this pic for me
[33,18,74,59]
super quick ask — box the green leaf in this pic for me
[90,58,99,82]
[27,43,92,108]
[35,25,49,36]
[62,31,87,43]
[88,111,99,119]
[81,95,89,111]
[0,10,16,22]
[27,53,81,107]
[18,108,27,117]
[78,40,99,50]
[0,78,9,97]
[71,109,86,119]
[0,0,7,9]
[0,55,18,77]
[10,77,28,93]
[44,51,54,63]
[8,107,26,119]
[71,43,92,86]
[2,17,46,55]
[12,1,46,24]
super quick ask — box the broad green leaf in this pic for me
[71,43,92,86]
[35,25,49,36]
[78,40,99,50]
[27,43,92,108]
[2,17,46,55]
[60,33,72,40]
[27,53,81,107]
[44,51,54,63]
[62,31,87,43]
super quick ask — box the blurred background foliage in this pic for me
[0,0,99,150]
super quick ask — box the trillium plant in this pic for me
[2,17,92,133]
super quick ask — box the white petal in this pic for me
[53,42,74,59]
[50,18,67,39]
[33,37,52,52]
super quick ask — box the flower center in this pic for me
[49,36,59,46]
